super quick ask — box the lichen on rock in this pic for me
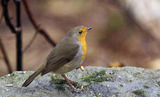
[0,66,160,97]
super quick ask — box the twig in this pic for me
[22,0,56,47]
[0,38,12,73]
[0,2,3,24]
[23,31,38,52]
[1,0,16,33]
[14,0,23,71]
[0,11,3,24]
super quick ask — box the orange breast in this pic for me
[78,37,87,60]
[81,41,87,60]
[77,27,87,60]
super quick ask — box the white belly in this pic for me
[54,58,83,74]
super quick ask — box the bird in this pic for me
[22,25,92,92]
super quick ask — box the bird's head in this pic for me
[66,25,92,43]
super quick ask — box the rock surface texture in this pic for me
[0,66,160,97]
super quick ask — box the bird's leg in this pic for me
[60,79,77,83]
[61,74,79,92]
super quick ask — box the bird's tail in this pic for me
[22,62,46,87]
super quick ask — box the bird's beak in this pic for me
[86,27,92,31]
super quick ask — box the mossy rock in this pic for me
[0,66,160,97]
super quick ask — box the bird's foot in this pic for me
[76,66,84,71]
[66,85,82,92]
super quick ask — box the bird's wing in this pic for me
[41,42,79,75]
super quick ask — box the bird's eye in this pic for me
[79,31,83,34]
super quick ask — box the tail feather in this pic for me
[22,71,41,87]
[22,62,46,87]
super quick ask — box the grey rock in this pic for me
[0,66,160,97]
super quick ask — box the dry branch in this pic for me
[23,32,38,52]
[1,0,16,33]
[0,3,3,24]
[14,0,23,71]
[0,12,3,24]
[0,39,12,73]
[22,0,56,47]
[2,0,23,71]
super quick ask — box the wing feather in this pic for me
[41,42,79,75]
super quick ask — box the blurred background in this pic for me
[1,0,160,76]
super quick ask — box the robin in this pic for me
[22,25,92,92]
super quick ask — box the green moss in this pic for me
[157,81,160,86]
[120,84,123,87]
[94,92,100,97]
[143,85,149,89]
[50,75,82,91]
[10,73,15,77]
[49,76,65,91]
[109,70,116,75]
[132,89,146,97]
[82,70,113,84]
[55,84,65,91]
[71,81,82,89]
